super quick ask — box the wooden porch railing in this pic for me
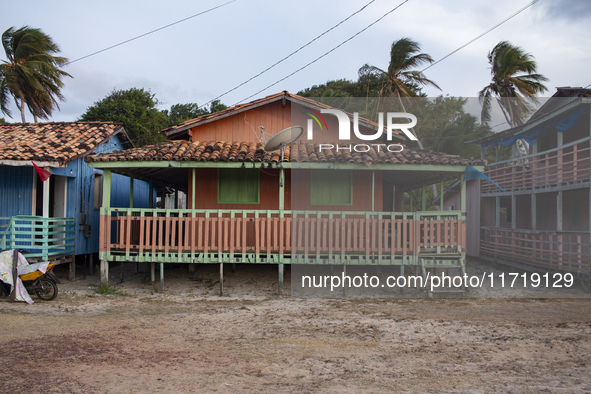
[483,136,591,192]
[99,209,466,264]
[0,216,75,260]
[480,227,591,273]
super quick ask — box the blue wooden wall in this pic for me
[0,135,155,255]
[0,165,34,217]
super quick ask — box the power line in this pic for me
[64,0,238,66]
[199,0,377,110]
[233,0,411,105]
[421,0,539,73]
[584,83,591,89]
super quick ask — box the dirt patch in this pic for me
[1,263,591,393]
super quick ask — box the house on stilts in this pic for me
[469,87,591,275]
[85,92,484,293]
[0,121,154,279]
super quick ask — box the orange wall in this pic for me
[189,100,400,145]
[188,168,291,210]
[189,101,292,143]
[188,168,385,212]
[290,169,383,211]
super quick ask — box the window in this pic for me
[570,193,581,226]
[536,195,547,225]
[217,169,260,204]
[94,174,103,210]
[310,170,352,206]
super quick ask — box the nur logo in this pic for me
[303,108,418,153]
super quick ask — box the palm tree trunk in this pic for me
[33,113,38,123]
[395,92,438,205]
[395,91,424,150]
[19,99,26,123]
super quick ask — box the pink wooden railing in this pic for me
[483,137,591,192]
[480,228,591,273]
[100,210,466,258]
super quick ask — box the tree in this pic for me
[162,100,228,128]
[358,37,441,149]
[479,41,548,128]
[80,88,168,146]
[0,26,71,123]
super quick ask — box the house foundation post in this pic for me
[151,262,155,284]
[99,170,112,285]
[160,263,164,292]
[220,263,224,296]
[100,260,109,284]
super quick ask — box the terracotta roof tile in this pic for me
[86,140,483,167]
[0,122,130,164]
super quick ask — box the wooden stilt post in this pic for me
[278,264,284,295]
[89,253,94,276]
[120,261,125,283]
[151,262,155,284]
[69,257,75,281]
[219,263,224,296]
[400,264,404,295]
[10,249,18,302]
[160,263,164,292]
[100,260,109,284]
[342,264,346,297]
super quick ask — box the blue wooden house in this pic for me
[0,121,155,279]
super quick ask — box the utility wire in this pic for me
[421,0,539,72]
[64,0,238,66]
[233,0,411,105]
[584,83,591,89]
[199,0,377,110]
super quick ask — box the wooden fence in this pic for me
[99,209,466,264]
[0,216,75,261]
[480,227,591,274]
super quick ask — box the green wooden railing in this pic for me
[0,216,75,260]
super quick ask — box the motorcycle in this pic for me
[0,262,60,301]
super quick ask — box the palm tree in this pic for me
[479,41,548,128]
[0,26,71,123]
[358,37,441,149]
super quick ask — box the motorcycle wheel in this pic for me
[36,279,58,301]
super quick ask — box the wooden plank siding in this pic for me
[188,100,291,143]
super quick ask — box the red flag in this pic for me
[31,161,51,182]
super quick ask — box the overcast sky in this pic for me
[1,0,590,125]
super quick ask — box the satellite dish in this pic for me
[263,126,303,187]
[263,126,303,153]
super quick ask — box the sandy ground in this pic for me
[1,261,591,393]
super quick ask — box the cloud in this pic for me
[542,0,591,21]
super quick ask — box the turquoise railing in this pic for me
[0,216,75,260]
